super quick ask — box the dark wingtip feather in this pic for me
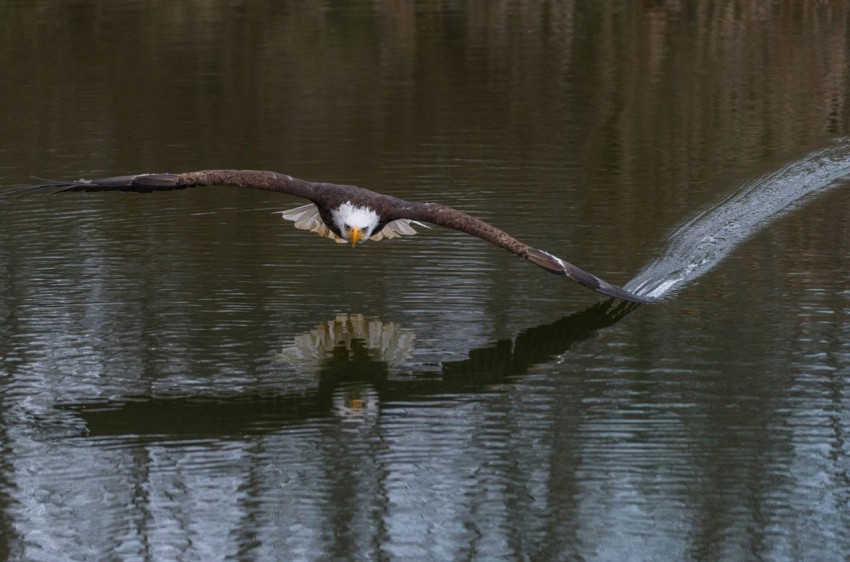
[11,177,86,197]
[526,248,652,304]
[19,173,187,195]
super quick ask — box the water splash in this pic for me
[627,138,850,300]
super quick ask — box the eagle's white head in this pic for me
[332,202,381,247]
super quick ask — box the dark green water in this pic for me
[1,2,850,560]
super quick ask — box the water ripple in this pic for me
[628,138,850,299]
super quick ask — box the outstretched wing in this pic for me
[27,170,321,199]
[388,201,651,304]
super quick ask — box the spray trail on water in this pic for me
[627,138,850,300]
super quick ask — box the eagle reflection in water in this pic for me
[277,314,415,371]
[65,301,638,437]
[277,314,416,418]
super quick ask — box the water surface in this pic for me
[1,2,850,560]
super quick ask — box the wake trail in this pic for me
[627,138,850,300]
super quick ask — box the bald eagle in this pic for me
[29,170,650,304]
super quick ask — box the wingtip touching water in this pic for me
[525,248,653,304]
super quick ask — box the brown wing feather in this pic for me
[389,202,651,304]
[28,170,320,199]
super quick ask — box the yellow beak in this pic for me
[350,226,363,247]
